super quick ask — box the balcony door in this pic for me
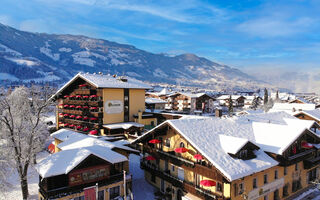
[178,167,184,181]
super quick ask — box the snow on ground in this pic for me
[129,154,155,200]
[1,151,50,200]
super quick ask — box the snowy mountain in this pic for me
[0,23,270,90]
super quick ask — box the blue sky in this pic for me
[1,0,320,72]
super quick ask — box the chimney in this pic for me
[215,108,222,118]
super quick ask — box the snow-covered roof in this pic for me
[178,92,208,98]
[294,109,320,121]
[167,118,278,181]
[219,135,249,155]
[217,95,245,100]
[145,97,167,104]
[52,128,138,152]
[133,111,316,181]
[289,97,312,104]
[35,146,127,178]
[103,122,144,130]
[270,103,316,112]
[51,72,151,100]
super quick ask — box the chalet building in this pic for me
[145,97,167,110]
[243,96,263,108]
[37,129,138,200]
[163,92,215,113]
[294,109,320,128]
[146,88,172,99]
[269,103,316,113]
[132,112,320,200]
[217,95,246,107]
[289,97,312,104]
[50,72,157,137]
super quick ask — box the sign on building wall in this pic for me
[105,100,123,114]
[248,178,284,200]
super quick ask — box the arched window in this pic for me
[180,142,185,148]
[165,138,170,148]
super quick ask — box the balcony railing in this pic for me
[140,160,183,187]
[155,149,194,167]
[304,155,320,169]
[288,149,315,160]
[141,160,222,200]
[39,173,131,199]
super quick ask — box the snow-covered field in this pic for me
[1,152,155,200]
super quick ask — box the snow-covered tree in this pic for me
[228,95,233,116]
[0,86,53,199]
[275,90,281,103]
[251,96,260,110]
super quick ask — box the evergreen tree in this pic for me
[228,95,233,116]
[264,88,269,112]
[275,90,280,103]
[251,96,259,110]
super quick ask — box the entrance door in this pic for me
[178,168,184,181]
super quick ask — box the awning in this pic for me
[79,84,87,87]
[69,105,75,108]
[83,127,89,132]
[76,95,82,98]
[90,117,98,121]
[200,180,216,187]
[146,156,156,161]
[63,95,69,98]
[194,154,203,160]
[90,95,97,98]
[103,122,144,130]
[83,116,89,120]
[89,130,98,135]
[149,139,161,144]
[175,147,188,153]
[70,115,75,118]
[76,106,82,109]
[76,116,82,119]
[83,96,89,98]
[302,141,313,148]
[90,107,98,110]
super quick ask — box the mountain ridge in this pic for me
[0,23,270,91]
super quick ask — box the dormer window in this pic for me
[239,150,248,159]
[180,142,185,148]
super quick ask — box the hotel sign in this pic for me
[248,178,284,200]
[105,100,123,114]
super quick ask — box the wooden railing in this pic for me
[141,160,223,200]
[288,149,315,160]
[39,173,131,199]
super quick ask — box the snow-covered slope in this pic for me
[0,23,270,90]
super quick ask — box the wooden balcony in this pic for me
[194,163,223,181]
[140,160,183,188]
[303,155,320,169]
[141,160,223,200]
[63,99,103,107]
[59,109,103,118]
[288,149,315,161]
[39,173,131,199]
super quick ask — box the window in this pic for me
[264,174,268,184]
[295,163,299,171]
[165,138,171,148]
[253,178,257,189]
[274,170,278,179]
[274,189,279,200]
[109,186,120,199]
[217,182,222,192]
[171,164,175,172]
[151,174,156,183]
[234,184,238,196]
[239,183,244,195]
[284,167,287,176]
[308,168,317,183]
[74,196,84,200]
[283,184,289,197]
[180,142,185,148]
[264,195,268,200]
[239,150,248,159]
[98,190,104,200]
